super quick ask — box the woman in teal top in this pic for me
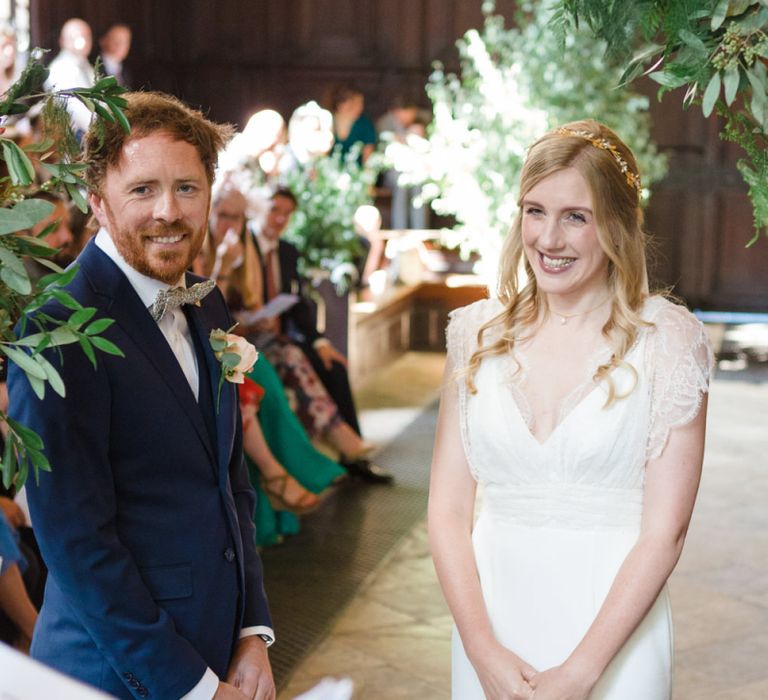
[330,84,377,165]
[240,355,346,547]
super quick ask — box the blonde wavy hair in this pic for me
[200,184,264,311]
[465,119,651,406]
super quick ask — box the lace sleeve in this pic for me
[646,301,714,461]
[445,298,499,480]
[445,306,467,374]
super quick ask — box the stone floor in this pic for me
[279,350,768,700]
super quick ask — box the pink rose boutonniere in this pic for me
[209,328,258,410]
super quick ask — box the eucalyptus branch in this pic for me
[0,51,130,489]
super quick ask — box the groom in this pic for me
[8,93,275,700]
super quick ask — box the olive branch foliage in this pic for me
[551,0,768,245]
[1,52,129,489]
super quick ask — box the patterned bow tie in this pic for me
[149,279,216,322]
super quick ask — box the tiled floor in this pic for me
[280,352,768,700]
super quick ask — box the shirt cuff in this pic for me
[179,667,218,700]
[312,338,331,349]
[240,625,275,647]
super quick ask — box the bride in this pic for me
[428,120,712,699]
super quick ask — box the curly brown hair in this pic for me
[82,91,234,194]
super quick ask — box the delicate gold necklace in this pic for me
[550,297,611,325]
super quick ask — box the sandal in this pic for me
[260,474,321,515]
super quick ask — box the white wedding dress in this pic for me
[447,296,712,700]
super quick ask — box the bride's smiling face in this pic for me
[521,166,610,303]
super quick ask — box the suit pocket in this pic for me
[139,563,193,601]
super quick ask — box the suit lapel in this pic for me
[184,284,236,478]
[78,241,216,464]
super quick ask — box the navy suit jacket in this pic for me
[253,236,322,346]
[8,239,271,699]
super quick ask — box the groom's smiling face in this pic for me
[89,131,210,284]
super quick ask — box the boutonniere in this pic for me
[209,327,259,411]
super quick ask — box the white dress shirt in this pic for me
[95,230,199,398]
[95,230,274,700]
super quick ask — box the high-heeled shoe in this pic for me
[260,474,322,515]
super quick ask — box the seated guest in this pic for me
[0,511,38,651]
[252,188,371,436]
[198,183,389,481]
[0,371,45,615]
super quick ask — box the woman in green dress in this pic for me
[197,182,346,546]
[240,355,345,547]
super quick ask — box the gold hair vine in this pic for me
[555,127,642,193]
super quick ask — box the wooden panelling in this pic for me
[31,1,768,311]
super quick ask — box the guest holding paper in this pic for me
[194,183,345,545]
[198,183,390,485]
[251,188,393,484]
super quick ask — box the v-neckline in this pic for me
[504,343,612,447]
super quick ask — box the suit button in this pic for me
[129,679,140,688]
[224,547,235,562]
[123,672,133,680]
[138,688,149,698]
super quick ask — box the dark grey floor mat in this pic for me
[260,401,438,688]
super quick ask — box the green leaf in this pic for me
[678,29,707,56]
[47,326,79,347]
[648,70,689,89]
[35,354,66,397]
[27,372,46,399]
[51,288,83,311]
[28,447,50,472]
[723,65,740,105]
[90,335,125,357]
[0,198,55,235]
[93,75,119,91]
[751,89,766,127]
[1,140,36,185]
[23,139,54,153]
[0,246,32,294]
[44,264,79,290]
[702,71,721,117]
[13,234,57,257]
[712,0,730,30]
[30,256,65,274]
[84,318,114,335]
[2,345,48,379]
[68,306,97,327]
[65,182,89,213]
[2,434,14,490]
[16,326,77,350]
[6,417,44,451]
[93,101,114,122]
[77,335,97,369]
[74,93,95,112]
[735,6,768,33]
[105,98,131,133]
[17,458,28,490]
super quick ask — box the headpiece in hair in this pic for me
[555,127,641,193]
